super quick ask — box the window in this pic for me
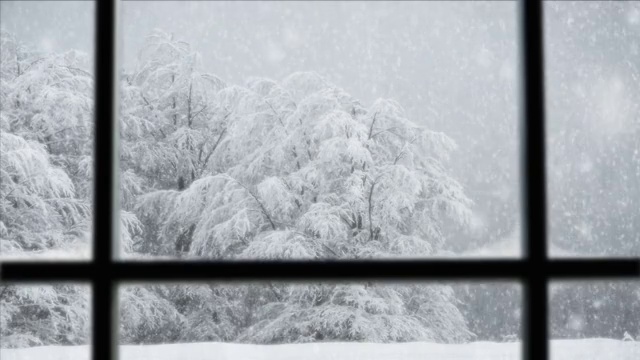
[1,2,638,360]
[119,1,521,260]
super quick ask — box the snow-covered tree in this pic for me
[120,29,226,254]
[139,71,471,260]
[118,285,185,344]
[0,285,89,348]
[176,285,249,343]
[243,283,471,343]
[131,49,473,341]
[0,132,88,252]
[1,30,92,253]
[122,29,226,189]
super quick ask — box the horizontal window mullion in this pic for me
[1,259,637,282]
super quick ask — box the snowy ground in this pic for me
[2,339,639,360]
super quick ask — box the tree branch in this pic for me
[368,182,376,241]
[0,286,11,302]
[367,112,379,140]
[199,127,227,176]
[265,101,289,135]
[228,177,277,231]
[190,105,208,124]
[370,126,404,140]
[187,83,193,127]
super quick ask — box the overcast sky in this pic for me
[0,1,94,57]
[1,1,517,111]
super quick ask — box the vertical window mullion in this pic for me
[93,0,119,359]
[93,0,119,265]
[519,1,549,360]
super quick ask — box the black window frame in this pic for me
[1,1,639,360]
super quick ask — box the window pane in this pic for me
[0,284,90,360]
[119,1,521,260]
[545,2,640,257]
[119,282,522,359]
[550,281,640,359]
[0,1,95,260]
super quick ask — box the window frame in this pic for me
[1,1,638,360]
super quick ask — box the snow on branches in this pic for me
[135,70,472,260]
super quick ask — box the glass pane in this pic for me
[119,282,522,359]
[550,281,640,359]
[0,284,90,360]
[0,1,95,260]
[119,1,521,260]
[545,2,640,257]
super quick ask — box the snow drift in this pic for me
[2,339,639,360]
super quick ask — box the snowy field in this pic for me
[2,339,639,360]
